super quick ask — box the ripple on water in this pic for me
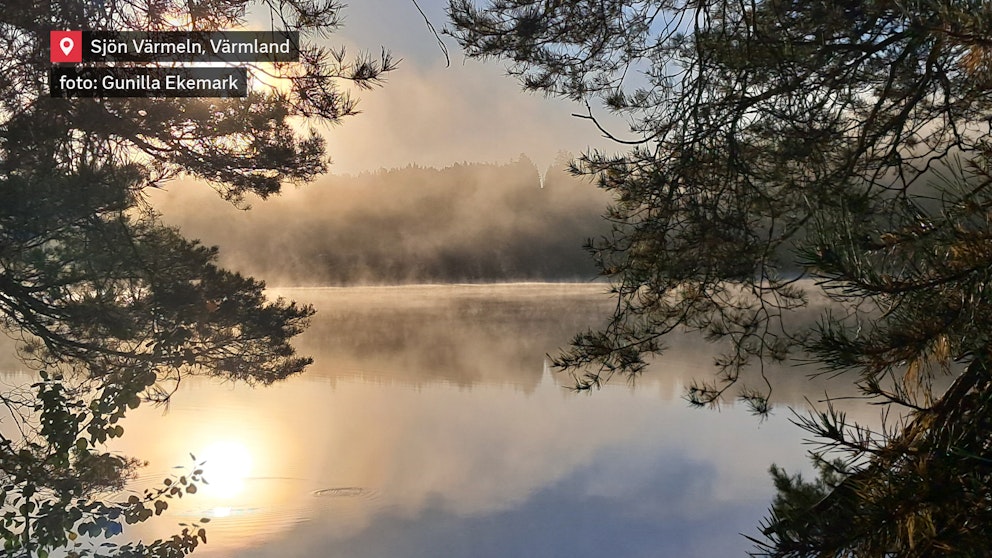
[161,479,387,546]
[311,486,378,499]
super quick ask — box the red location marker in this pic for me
[50,31,83,63]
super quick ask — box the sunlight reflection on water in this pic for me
[2,284,889,557]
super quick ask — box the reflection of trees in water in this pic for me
[0,1,391,556]
[292,285,925,415]
[295,287,614,391]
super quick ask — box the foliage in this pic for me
[0,0,391,556]
[449,0,992,555]
[752,356,992,557]
[447,0,992,403]
[751,455,851,553]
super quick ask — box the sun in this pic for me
[199,440,253,499]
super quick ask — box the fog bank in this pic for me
[150,156,612,285]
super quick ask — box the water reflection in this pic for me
[28,284,896,556]
[290,284,613,390]
[285,283,892,409]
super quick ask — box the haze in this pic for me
[151,157,612,285]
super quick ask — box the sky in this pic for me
[151,0,626,284]
[278,0,617,174]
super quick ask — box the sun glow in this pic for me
[199,440,253,499]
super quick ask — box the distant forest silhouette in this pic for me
[154,155,612,284]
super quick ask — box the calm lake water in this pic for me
[7,283,876,557]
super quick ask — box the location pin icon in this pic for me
[50,31,82,63]
[59,37,74,56]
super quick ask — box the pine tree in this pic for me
[450,1,992,554]
[0,1,392,555]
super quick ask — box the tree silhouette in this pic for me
[753,356,992,555]
[449,0,992,554]
[0,0,392,556]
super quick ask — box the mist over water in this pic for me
[287,284,613,391]
[103,284,822,558]
[279,284,907,420]
[4,138,931,556]
[150,156,612,285]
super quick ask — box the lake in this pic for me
[16,283,872,557]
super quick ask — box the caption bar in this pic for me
[50,67,249,98]
[50,30,299,63]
